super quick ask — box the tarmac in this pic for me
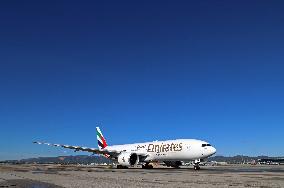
[0,164,283,188]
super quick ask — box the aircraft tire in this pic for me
[117,165,128,169]
[194,166,200,170]
[142,164,153,169]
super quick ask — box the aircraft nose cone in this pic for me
[211,147,216,155]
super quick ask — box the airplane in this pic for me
[34,127,216,170]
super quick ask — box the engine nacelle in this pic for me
[117,152,139,166]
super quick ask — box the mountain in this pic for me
[209,155,284,164]
[1,155,112,165]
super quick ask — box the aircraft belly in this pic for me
[151,151,187,161]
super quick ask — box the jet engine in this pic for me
[117,152,139,166]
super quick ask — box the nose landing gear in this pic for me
[194,165,200,170]
[194,159,201,170]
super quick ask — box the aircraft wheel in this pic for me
[117,165,122,169]
[194,166,200,170]
[117,165,128,169]
[142,163,153,169]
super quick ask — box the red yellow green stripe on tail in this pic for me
[96,127,110,158]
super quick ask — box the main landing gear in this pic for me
[194,165,201,170]
[117,165,128,169]
[193,159,201,170]
[142,162,153,169]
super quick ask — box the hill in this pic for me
[1,155,112,165]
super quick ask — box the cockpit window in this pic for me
[202,144,211,147]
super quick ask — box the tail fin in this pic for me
[96,127,108,149]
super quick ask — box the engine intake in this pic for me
[118,152,139,166]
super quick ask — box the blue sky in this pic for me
[0,0,284,160]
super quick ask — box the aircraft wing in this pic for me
[33,141,119,158]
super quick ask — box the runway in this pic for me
[0,164,283,188]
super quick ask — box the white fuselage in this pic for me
[106,139,216,162]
